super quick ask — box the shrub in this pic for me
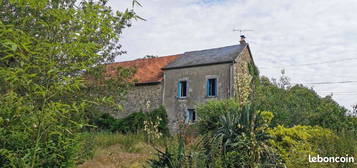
[196,100,281,167]
[148,136,207,168]
[75,133,97,165]
[93,106,169,136]
[148,137,186,168]
[268,125,356,168]
[255,76,353,133]
[0,0,138,167]
[196,99,240,133]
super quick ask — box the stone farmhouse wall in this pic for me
[113,45,254,133]
[232,46,254,98]
[116,83,163,118]
[163,63,233,133]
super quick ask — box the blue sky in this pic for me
[109,0,357,111]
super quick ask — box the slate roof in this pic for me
[103,44,247,84]
[163,44,246,70]
[105,55,180,83]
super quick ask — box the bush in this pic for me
[0,0,138,167]
[194,100,282,167]
[93,106,169,136]
[268,125,356,168]
[148,136,207,168]
[196,99,240,133]
[255,76,354,133]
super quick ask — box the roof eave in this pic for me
[134,81,161,86]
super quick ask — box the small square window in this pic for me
[178,80,188,98]
[207,78,217,97]
[185,109,196,123]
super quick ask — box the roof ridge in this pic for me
[184,44,241,54]
[164,44,246,70]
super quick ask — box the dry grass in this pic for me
[78,132,164,168]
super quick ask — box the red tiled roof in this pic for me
[105,55,180,83]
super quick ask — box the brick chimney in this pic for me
[240,35,246,45]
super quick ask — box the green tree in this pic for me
[0,0,140,167]
[255,75,351,132]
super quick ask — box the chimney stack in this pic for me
[240,35,246,45]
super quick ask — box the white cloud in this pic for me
[109,0,357,110]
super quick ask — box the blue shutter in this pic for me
[177,82,181,97]
[185,81,188,97]
[206,80,209,96]
[185,109,189,123]
[215,79,218,96]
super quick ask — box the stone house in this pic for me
[108,37,254,132]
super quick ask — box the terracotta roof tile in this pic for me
[106,55,180,83]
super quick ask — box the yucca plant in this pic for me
[211,106,281,167]
[148,136,186,168]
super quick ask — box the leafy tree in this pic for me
[0,0,140,167]
[255,75,352,132]
[143,55,158,58]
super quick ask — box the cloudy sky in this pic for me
[109,0,357,111]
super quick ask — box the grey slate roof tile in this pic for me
[164,44,246,69]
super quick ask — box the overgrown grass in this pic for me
[78,131,173,168]
[93,132,146,152]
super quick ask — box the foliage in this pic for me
[194,100,282,167]
[79,132,161,168]
[93,106,169,136]
[0,0,139,167]
[84,65,137,121]
[208,109,280,167]
[235,62,253,106]
[196,99,240,133]
[255,75,355,132]
[144,116,164,143]
[144,55,158,58]
[89,132,148,153]
[148,135,208,168]
[268,125,356,168]
[75,133,97,164]
[148,137,186,168]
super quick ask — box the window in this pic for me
[207,78,217,97]
[185,109,196,123]
[178,80,188,98]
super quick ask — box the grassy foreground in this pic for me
[78,132,167,168]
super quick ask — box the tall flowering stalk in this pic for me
[144,116,163,143]
[235,63,253,106]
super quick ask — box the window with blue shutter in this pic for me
[185,109,196,123]
[207,78,217,97]
[178,80,187,98]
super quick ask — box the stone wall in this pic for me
[232,45,254,98]
[115,83,163,118]
[163,63,233,133]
